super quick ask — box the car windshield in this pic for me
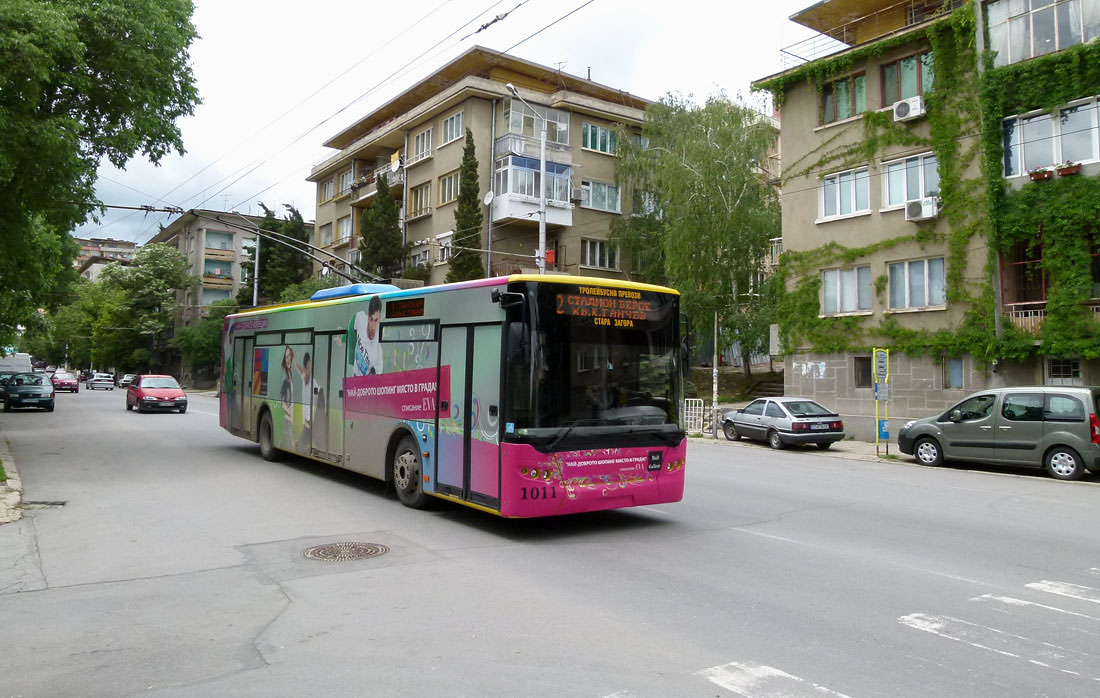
[783,400,833,417]
[54,372,75,380]
[142,377,180,389]
[10,373,49,387]
[94,374,111,379]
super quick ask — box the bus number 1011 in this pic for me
[520,485,558,500]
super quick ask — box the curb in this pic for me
[0,437,23,524]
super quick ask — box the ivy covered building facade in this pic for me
[755,0,1100,438]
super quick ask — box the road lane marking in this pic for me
[1026,581,1100,605]
[600,692,638,698]
[898,613,1093,677]
[696,661,856,698]
[972,594,1100,622]
[1090,568,1100,576]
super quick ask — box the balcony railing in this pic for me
[351,166,405,205]
[1004,300,1100,336]
[765,237,783,268]
[494,133,572,165]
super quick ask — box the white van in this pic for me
[0,352,33,374]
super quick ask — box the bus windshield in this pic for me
[503,281,683,449]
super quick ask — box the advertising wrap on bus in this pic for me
[220,275,685,518]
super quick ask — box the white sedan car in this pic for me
[87,373,116,390]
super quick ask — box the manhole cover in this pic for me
[303,542,389,562]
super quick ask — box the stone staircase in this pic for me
[747,373,784,399]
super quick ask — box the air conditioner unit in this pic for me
[905,197,939,221]
[570,187,584,202]
[893,96,925,122]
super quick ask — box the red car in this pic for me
[126,374,188,413]
[51,371,80,393]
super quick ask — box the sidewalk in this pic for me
[690,432,899,463]
[0,437,23,524]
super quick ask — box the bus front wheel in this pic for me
[393,436,427,509]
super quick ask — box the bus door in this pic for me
[309,332,344,462]
[231,336,252,433]
[437,324,502,507]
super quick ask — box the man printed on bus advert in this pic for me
[352,295,383,376]
[297,351,324,449]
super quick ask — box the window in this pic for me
[581,179,620,213]
[1003,99,1100,176]
[821,167,870,219]
[493,156,571,202]
[582,122,617,154]
[882,53,934,104]
[337,216,351,244]
[441,111,464,145]
[436,233,452,263]
[320,179,335,202]
[409,183,431,219]
[409,249,431,267]
[319,222,332,246]
[1046,393,1085,421]
[339,169,353,196]
[987,0,1100,67]
[633,190,659,217]
[765,402,786,418]
[822,265,872,314]
[581,239,619,269]
[821,74,866,124]
[439,171,459,205]
[1002,393,1044,421]
[411,128,433,164]
[1048,357,1082,385]
[884,153,940,206]
[944,357,964,389]
[505,100,569,144]
[948,393,996,421]
[853,357,873,388]
[742,400,766,416]
[889,257,946,309]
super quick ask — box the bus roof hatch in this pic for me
[310,283,400,302]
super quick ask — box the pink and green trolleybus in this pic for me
[219,274,685,517]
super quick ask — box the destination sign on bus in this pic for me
[555,285,659,328]
[386,297,425,319]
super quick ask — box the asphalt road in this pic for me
[1,386,1099,698]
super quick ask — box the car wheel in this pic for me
[815,442,832,450]
[722,422,740,441]
[258,411,283,461]
[178,405,187,414]
[126,402,132,411]
[3,400,10,412]
[1045,446,1084,480]
[767,429,786,450]
[913,437,944,466]
[393,435,428,508]
[46,402,54,412]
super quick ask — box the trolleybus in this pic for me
[220,274,685,517]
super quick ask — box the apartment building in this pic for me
[754,0,1100,438]
[307,46,650,285]
[73,237,139,280]
[147,208,266,327]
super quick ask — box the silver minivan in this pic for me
[897,386,1100,480]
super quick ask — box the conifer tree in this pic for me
[446,129,485,282]
[359,174,407,278]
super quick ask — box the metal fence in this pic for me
[682,398,705,434]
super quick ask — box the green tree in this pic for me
[615,93,781,378]
[174,299,238,380]
[252,204,313,303]
[0,0,200,346]
[278,274,346,303]
[446,129,485,282]
[359,174,407,278]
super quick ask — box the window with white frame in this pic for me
[409,183,431,218]
[1003,99,1100,176]
[505,100,569,144]
[493,156,570,202]
[581,179,620,213]
[1048,357,1082,385]
[320,179,335,202]
[581,238,619,269]
[436,233,452,263]
[582,122,617,154]
[889,257,946,309]
[987,0,1100,67]
[884,153,940,206]
[339,169,353,196]
[822,266,872,314]
[820,167,870,219]
[441,111,464,145]
[319,222,332,246]
[337,216,351,244]
[411,128,433,163]
[439,171,459,205]
[410,249,431,267]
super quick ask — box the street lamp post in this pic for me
[505,83,546,274]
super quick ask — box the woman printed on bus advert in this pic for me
[352,295,383,376]
[280,346,296,446]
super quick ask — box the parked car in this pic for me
[0,372,17,401]
[51,371,79,392]
[898,386,1100,480]
[126,375,188,413]
[118,374,137,388]
[2,372,55,412]
[87,373,115,390]
[722,397,845,449]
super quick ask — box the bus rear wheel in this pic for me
[258,411,283,461]
[393,435,427,509]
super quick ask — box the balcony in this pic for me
[351,166,406,205]
[765,237,783,268]
[492,195,573,228]
[202,273,234,288]
[334,234,354,249]
[494,133,572,166]
[205,247,235,261]
[1004,301,1100,336]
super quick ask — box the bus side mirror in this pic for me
[491,289,525,309]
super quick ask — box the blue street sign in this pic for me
[878,419,890,440]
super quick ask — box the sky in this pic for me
[73,0,820,244]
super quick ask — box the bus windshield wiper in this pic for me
[546,418,601,452]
